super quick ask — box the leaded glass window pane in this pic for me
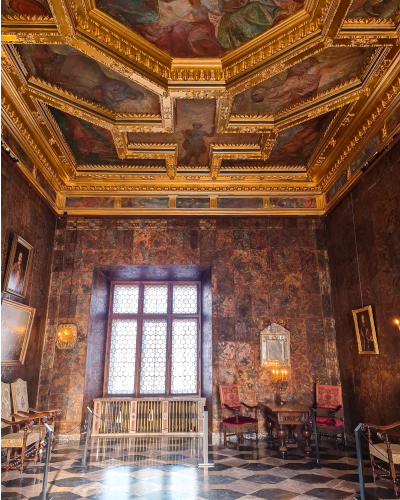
[140,319,167,394]
[173,285,197,314]
[171,319,198,394]
[108,319,137,394]
[113,285,139,314]
[143,285,168,314]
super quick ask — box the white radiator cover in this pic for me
[92,397,206,436]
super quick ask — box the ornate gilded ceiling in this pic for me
[1,0,400,215]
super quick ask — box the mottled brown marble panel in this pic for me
[38,213,339,434]
[326,139,400,435]
[1,150,56,410]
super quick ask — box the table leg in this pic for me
[286,424,297,447]
[277,426,287,455]
[265,419,274,446]
[302,425,312,453]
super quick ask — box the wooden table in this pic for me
[259,402,311,455]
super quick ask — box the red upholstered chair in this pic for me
[314,384,345,449]
[219,384,258,449]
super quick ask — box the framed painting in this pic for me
[1,299,36,366]
[352,305,379,354]
[3,234,33,298]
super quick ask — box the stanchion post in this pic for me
[197,407,214,468]
[72,407,92,471]
[309,408,320,467]
[353,423,366,500]
[41,423,53,500]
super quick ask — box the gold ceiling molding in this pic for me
[1,93,63,190]
[318,75,400,190]
[1,0,400,215]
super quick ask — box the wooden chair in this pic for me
[219,384,259,449]
[362,421,400,497]
[11,378,60,433]
[313,384,345,449]
[1,382,41,471]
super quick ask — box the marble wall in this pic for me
[37,215,339,434]
[326,139,400,435]
[1,150,56,406]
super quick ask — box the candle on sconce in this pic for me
[396,319,400,332]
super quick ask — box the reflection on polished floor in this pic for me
[1,437,396,500]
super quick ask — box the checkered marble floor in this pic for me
[1,437,397,500]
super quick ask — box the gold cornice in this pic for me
[1,0,400,215]
[317,72,400,189]
[1,92,63,190]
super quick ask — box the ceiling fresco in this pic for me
[49,107,166,167]
[96,0,304,57]
[1,0,400,215]
[128,100,259,167]
[17,45,161,115]
[1,0,51,16]
[346,0,400,18]
[231,47,374,116]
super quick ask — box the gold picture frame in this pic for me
[352,305,379,355]
[1,298,36,366]
[3,234,34,298]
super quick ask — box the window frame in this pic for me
[103,280,202,398]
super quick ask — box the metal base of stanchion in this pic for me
[197,408,214,469]
[352,492,376,500]
[197,460,215,468]
[71,407,92,472]
[70,461,88,471]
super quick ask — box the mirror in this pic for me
[260,323,290,367]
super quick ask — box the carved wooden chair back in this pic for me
[316,384,342,408]
[1,382,12,429]
[362,422,400,496]
[10,379,30,416]
[219,384,242,418]
[316,384,344,419]
[1,381,41,472]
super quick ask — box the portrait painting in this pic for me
[3,235,33,298]
[1,299,36,366]
[353,305,379,354]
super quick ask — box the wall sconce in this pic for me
[396,319,400,332]
[56,324,77,349]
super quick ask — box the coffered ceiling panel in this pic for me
[17,44,161,115]
[49,106,166,167]
[222,109,338,167]
[95,0,305,57]
[1,0,51,16]
[1,0,400,215]
[346,0,399,19]
[128,99,259,167]
[231,47,374,116]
